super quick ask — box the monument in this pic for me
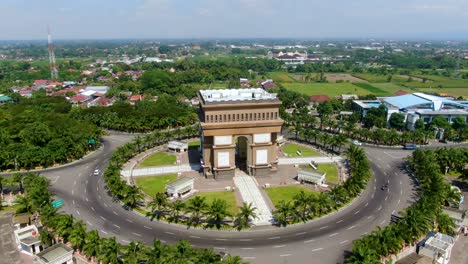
[198,88,284,179]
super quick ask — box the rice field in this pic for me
[282,83,370,97]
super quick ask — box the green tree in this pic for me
[82,230,101,260]
[234,202,257,231]
[148,192,168,220]
[206,198,231,229]
[68,220,86,250]
[388,112,406,131]
[168,199,185,223]
[186,196,208,227]
[99,237,120,264]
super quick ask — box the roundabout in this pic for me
[42,132,416,263]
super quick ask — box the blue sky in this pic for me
[0,0,467,40]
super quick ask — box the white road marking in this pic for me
[241,248,254,250]
[380,220,385,225]
[98,195,102,199]
[73,180,77,186]
[240,239,252,241]
[295,232,307,236]
[97,187,99,192]
[165,232,175,235]
[91,206,95,212]
[132,232,142,237]
[387,188,390,193]
[336,220,343,224]
[273,245,286,248]
[214,247,225,250]
[280,254,292,257]
[364,202,368,207]
[340,240,349,244]
[113,211,119,216]
[84,188,87,194]
[304,239,315,243]
[312,248,323,252]
[367,215,373,219]
[371,194,375,199]
[354,210,360,215]
[85,198,89,202]
[104,203,108,207]
[113,224,120,229]
[377,206,382,211]
[243,257,256,260]
[100,216,106,221]
[392,210,396,214]
[397,199,401,205]
[189,236,200,239]
[385,196,388,201]
[122,240,130,244]
[86,180,88,185]
[76,210,80,215]
[144,226,152,230]
[377,164,382,169]
[126,219,133,223]
[86,221,92,226]
[319,226,329,230]
[363,232,368,235]
[400,189,403,195]
[216,238,227,241]
[329,233,339,237]
[72,190,74,195]
[101,230,108,235]
[374,178,376,183]
[268,237,280,240]
[347,225,356,230]
[400,181,402,185]
[73,200,75,205]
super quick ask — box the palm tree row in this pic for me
[11,172,246,264]
[346,149,460,264]
[103,126,199,208]
[148,193,257,231]
[273,145,372,226]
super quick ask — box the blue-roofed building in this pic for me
[353,93,468,130]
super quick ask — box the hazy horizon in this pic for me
[1,0,467,40]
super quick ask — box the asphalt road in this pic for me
[39,133,419,264]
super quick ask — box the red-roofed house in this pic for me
[393,90,409,96]
[33,80,48,89]
[309,95,331,105]
[129,95,142,105]
[70,94,90,105]
[19,90,33,97]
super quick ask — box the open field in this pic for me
[187,191,238,214]
[289,73,367,83]
[282,143,321,157]
[265,186,318,207]
[267,72,297,83]
[351,73,390,83]
[299,163,339,184]
[135,174,178,197]
[138,152,177,167]
[282,82,370,97]
[416,87,468,98]
[353,83,388,96]
[370,83,413,95]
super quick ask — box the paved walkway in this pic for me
[122,164,201,177]
[233,170,273,226]
[277,156,344,165]
[0,212,32,264]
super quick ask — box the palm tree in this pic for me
[99,237,120,264]
[273,200,293,227]
[148,192,168,220]
[234,202,257,230]
[122,241,145,264]
[224,254,244,264]
[186,196,208,227]
[68,220,86,251]
[435,212,456,236]
[122,185,144,208]
[175,240,192,259]
[292,190,311,221]
[82,230,101,261]
[205,198,231,229]
[54,214,74,241]
[168,199,185,223]
[14,195,33,213]
[39,228,55,247]
[145,240,167,264]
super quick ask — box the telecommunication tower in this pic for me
[48,26,59,80]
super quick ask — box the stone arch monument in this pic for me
[198,88,284,179]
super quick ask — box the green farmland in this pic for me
[282,83,371,97]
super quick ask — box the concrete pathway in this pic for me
[121,164,201,177]
[278,156,344,165]
[233,170,273,226]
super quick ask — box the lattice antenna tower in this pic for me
[48,25,59,80]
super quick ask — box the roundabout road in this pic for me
[42,133,418,264]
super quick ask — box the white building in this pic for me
[14,225,42,255]
[168,141,188,153]
[166,177,194,197]
[419,233,455,264]
[35,243,73,264]
[84,86,110,95]
[297,169,326,185]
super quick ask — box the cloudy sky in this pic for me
[1,0,467,40]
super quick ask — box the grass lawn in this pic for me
[135,174,177,197]
[265,186,317,207]
[282,83,370,97]
[188,191,239,215]
[138,152,176,167]
[188,140,200,148]
[267,72,297,83]
[282,143,320,157]
[416,87,468,98]
[352,73,390,83]
[371,83,413,94]
[299,163,339,184]
[353,83,388,96]
[0,204,22,213]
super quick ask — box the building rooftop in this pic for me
[424,233,454,253]
[199,88,278,103]
[36,243,73,263]
[166,177,194,188]
[383,92,467,111]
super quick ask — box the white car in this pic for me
[93,169,100,176]
[352,140,362,146]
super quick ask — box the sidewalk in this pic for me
[278,156,344,165]
[233,170,272,226]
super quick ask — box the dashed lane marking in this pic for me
[76,210,80,215]
[100,216,106,221]
[214,247,225,250]
[102,230,108,235]
[347,225,356,230]
[268,237,280,240]
[243,257,256,260]
[364,202,368,207]
[144,226,152,230]
[189,236,200,239]
[354,210,360,215]
[240,239,252,241]
[312,248,323,252]
[304,239,315,243]
[380,220,386,225]
[398,199,401,205]
[98,195,102,199]
[113,211,119,216]
[295,232,306,236]
[280,254,292,257]
[104,203,108,207]
[113,224,120,229]
[91,206,95,212]
[241,248,254,250]
[336,220,343,224]
[319,226,328,230]
[85,198,89,202]
[73,200,75,205]
[340,240,349,244]
[392,210,396,214]
[367,215,373,219]
[74,180,76,186]
[72,190,74,195]
[86,221,92,226]
[377,206,382,211]
[132,232,142,237]
[126,219,133,223]
[385,196,388,201]
[122,240,129,244]
[329,233,339,237]
[165,232,174,235]
[273,245,286,248]
[216,238,227,241]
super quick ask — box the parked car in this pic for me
[403,143,417,150]
[352,140,362,146]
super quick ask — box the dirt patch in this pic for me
[397,75,427,82]
[325,73,368,83]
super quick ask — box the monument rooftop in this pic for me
[199,88,278,104]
